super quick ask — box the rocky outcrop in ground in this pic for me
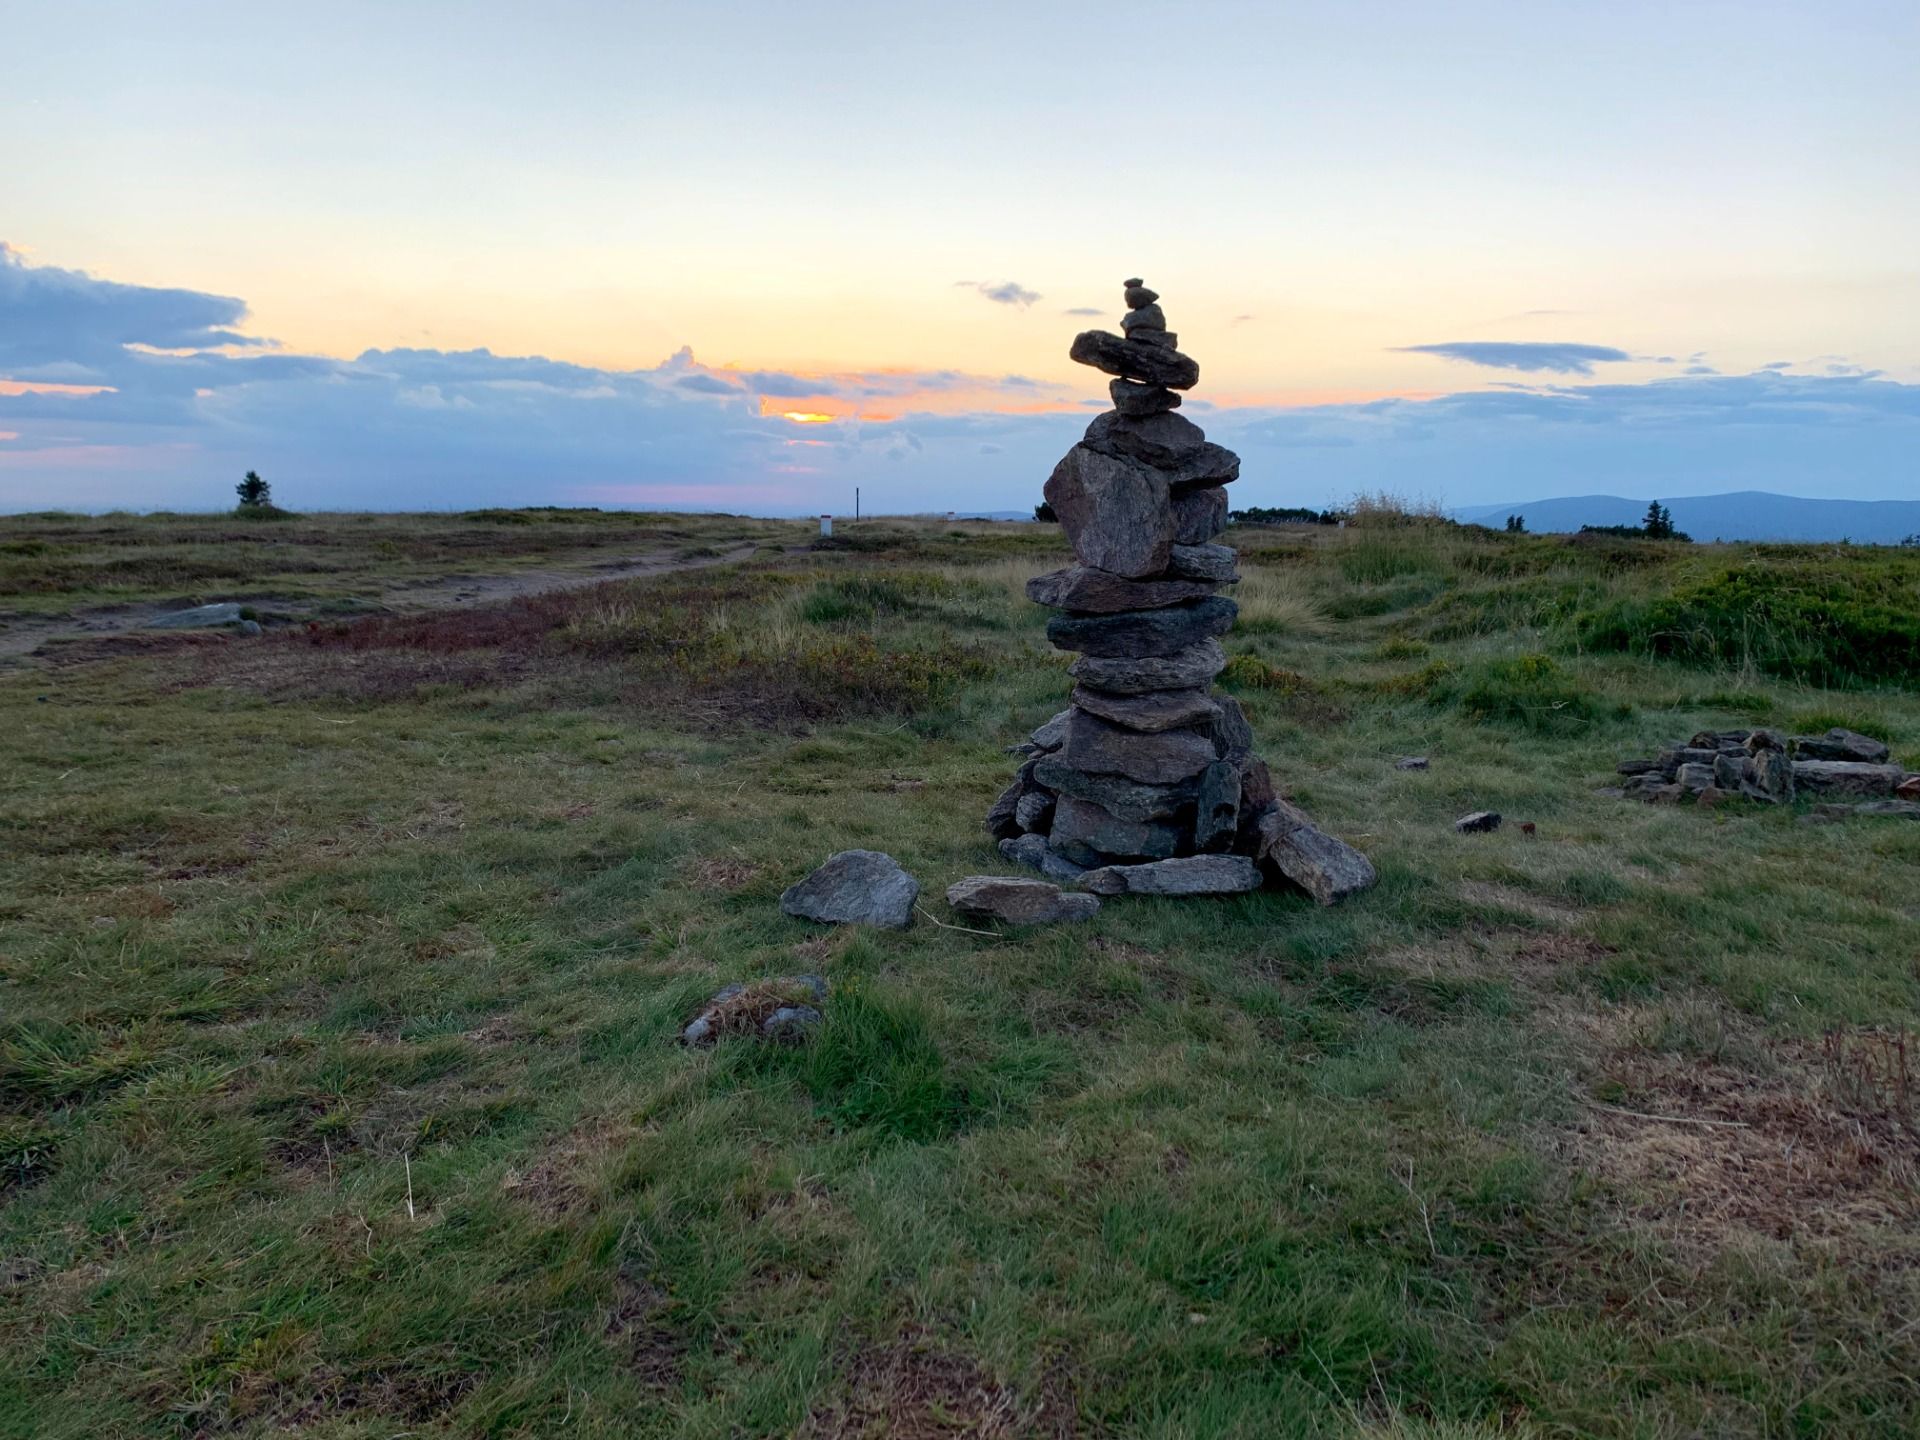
[1611,727,1916,809]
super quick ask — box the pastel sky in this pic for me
[4,0,1917,514]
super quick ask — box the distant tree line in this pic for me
[1579,502,1691,543]
[1229,505,1343,526]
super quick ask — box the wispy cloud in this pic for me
[1062,306,1103,316]
[1396,341,1632,376]
[956,279,1040,307]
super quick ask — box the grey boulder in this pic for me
[1014,788,1055,833]
[1083,411,1206,468]
[780,850,919,929]
[1124,283,1159,308]
[946,875,1099,924]
[1043,446,1172,579]
[1119,302,1167,332]
[1081,854,1262,897]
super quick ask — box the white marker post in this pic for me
[820,514,833,537]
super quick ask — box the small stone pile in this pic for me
[1612,726,1919,809]
[989,280,1374,904]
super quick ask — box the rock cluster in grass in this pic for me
[989,279,1375,905]
[1611,727,1919,808]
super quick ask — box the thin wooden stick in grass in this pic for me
[914,904,1003,939]
[404,1152,416,1219]
[1587,1102,1750,1129]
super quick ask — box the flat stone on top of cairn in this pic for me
[987,279,1377,906]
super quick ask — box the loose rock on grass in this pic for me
[779,850,919,929]
[681,976,828,1045]
[945,875,1100,924]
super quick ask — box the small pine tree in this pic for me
[236,470,271,507]
[1034,501,1057,523]
[1643,501,1675,539]
[1505,514,1525,533]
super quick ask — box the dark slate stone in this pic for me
[1124,284,1158,308]
[1049,794,1180,865]
[1048,596,1238,658]
[1026,565,1219,614]
[1060,709,1218,784]
[1194,761,1241,852]
[1171,486,1228,543]
[1212,694,1253,766]
[1109,379,1181,416]
[1069,329,1200,389]
[1454,811,1502,833]
[1743,746,1795,804]
[1081,854,1262,896]
[1043,445,1173,579]
[1068,637,1228,693]
[945,875,1100,924]
[1032,757,1195,823]
[1256,800,1377,906]
[998,833,1091,885]
[1792,728,1892,764]
[985,759,1035,839]
[1070,685,1221,733]
[779,850,919,929]
[1791,760,1904,796]
[1130,329,1179,351]
[1165,543,1238,582]
[1120,302,1167,332]
[1083,410,1207,468]
[1013,789,1054,833]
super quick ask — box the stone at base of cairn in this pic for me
[988,278,1375,907]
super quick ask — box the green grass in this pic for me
[2,513,1918,1436]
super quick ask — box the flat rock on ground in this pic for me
[1082,854,1262,896]
[1068,637,1227,694]
[946,875,1099,924]
[780,849,919,929]
[1455,811,1502,833]
[147,602,246,630]
[682,976,829,1045]
[1256,800,1377,906]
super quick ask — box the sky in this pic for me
[3,0,1918,515]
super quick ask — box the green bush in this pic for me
[1412,653,1609,733]
[1577,557,1920,687]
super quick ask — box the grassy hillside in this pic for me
[3,511,1918,1437]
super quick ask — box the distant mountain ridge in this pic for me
[1453,491,1920,544]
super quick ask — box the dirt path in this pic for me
[0,543,761,666]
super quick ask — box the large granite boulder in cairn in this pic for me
[987,280,1375,905]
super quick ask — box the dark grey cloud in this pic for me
[0,242,269,375]
[956,279,1040,307]
[1396,341,1633,375]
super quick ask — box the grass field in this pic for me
[3,509,1918,1438]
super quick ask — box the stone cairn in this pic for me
[988,279,1375,903]
[1613,726,1920,814]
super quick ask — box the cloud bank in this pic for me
[1396,341,1633,375]
[3,244,1917,515]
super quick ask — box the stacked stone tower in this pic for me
[990,279,1375,902]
